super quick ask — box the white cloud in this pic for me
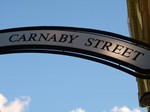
[111,106,141,112]
[0,93,31,112]
[70,106,141,112]
[70,108,86,112]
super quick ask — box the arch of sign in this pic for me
[0,26,149,79]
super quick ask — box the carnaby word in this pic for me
[9,33,79,43]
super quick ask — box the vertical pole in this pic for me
[126,0,150,111]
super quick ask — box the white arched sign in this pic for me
[0,26,149,79]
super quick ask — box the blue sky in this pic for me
[0,0,147,112]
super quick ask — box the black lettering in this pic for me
[132,51,144,61]
[59,34,68,42]
[85,38,94,46]
[38,33,50,41]
[101,41,112,51]
[68,35,79,43]
[18,34,26,41]
[28,33,37,41]
[121,47,134,58]
[112,44,124,54]
[47,34,57,41]
[9,34,19,42]
[94,39,104,48]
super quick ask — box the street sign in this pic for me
[0,26,149,78]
